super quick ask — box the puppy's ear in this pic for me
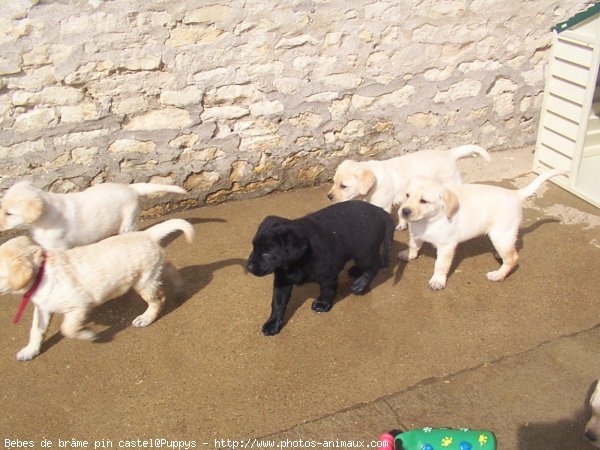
[20,196,44,224]
[357,168,376,196]
[441,188,459,219]
[3,237,42,291]
[9,257,34,291]
[280,228,309,265]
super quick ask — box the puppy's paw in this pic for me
[398,249,417,261]
[396,221,408,231]
[350,277,370,295]
[16,345,40,361]
[132,315,155,328]
[486,270,506,282]
[74,329,97,341]
[312,298,332,312]
[262,319,282,336]
[428,275,447,290]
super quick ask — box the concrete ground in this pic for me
[0,146,599,449]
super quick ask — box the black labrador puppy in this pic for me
[246,200,395,336]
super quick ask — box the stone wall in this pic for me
[0,0,594,213]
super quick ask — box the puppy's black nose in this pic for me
[327,193,333,201]
[401,207,411,218]
[586,430,598,443]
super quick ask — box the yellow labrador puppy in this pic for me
[398,169,566,289]
[0,181,187,249]
[328,145,491,229]
[586,380,600,447]
[0,219,193,361]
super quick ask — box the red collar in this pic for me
[13,252,46,324]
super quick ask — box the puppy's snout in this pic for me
[586,429,598,444]
[401,207,411,218]
[246,257,256,274]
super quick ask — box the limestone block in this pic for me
[321,73,363,90]
[124,108,193,130]
[169,133,200,149]
[254,153,273,175]
[0,101,12,126]
[204,84,264,106]
[249,100,284,116]
[339,120,365,139]
[488,77,518,96]
[180,147,225,161]
[0,140,44,158]
[14,108,58,131]
[111,96,150,116]
[424,67,453,81]
[358,29,374,43]
[118,55,162,71]
[366,51,388,68]
[407,112,440,129]
[54,129,110,147]
[160,87,203,107]
[522,65,544,86]
[202,106,250,120]
[458,60,503,73]
[230,160,252,182]
[109,139,156,153]
[121,159,158,173]
[325,32,342,46]
[289,112,323,128]
[0,18,32,45]
[493,93,514,117]
[275,34,319,49]
[166,26,224,47]
[4,0,39,20]
[193,67,229,82]
[59,101,103,123]
[233,118,279,140]
[352,85,416,110]
[71,147,99,165]
[64,62,105,85]
[7,66,55,90]
[330,98,351,121]
[184,171,220,191]
[0,55,22,75]
[298,164,325,183]
[272,77,303,94]
[12,86,84,107]
[305,91,339,102]
[520,96,532,112]
[433,79,481,103]
[239,134,282,152]
[60,15,91,34]
[184,6,232,24]
[373,121,393,132]
[359,140,396,156]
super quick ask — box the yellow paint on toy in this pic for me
[441,436,453,447]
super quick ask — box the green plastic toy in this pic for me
[378,428,496,450]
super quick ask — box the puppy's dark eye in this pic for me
[406,193,410,198]
[419,199,428,204]
[339,184,347,190]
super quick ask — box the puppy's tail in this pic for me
[128,183,187,196]
[449,144,491,162]
[145,219,195,244]
[518,169,567,201]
